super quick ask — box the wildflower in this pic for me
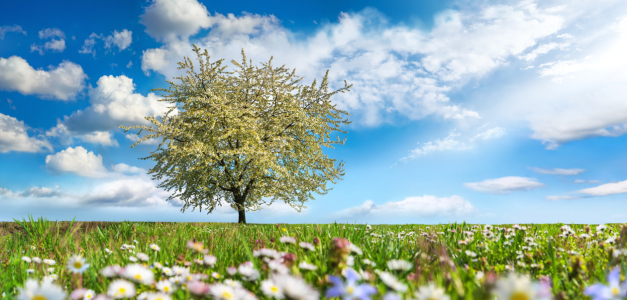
[326,268,377,300]
[136,253,149,262]
[387,259,412,271]
[465,251,477,258]
[105,249,113,254]
[349,243,363,255]
[493,273,550,300]
[414,283,450,300]
[261,279,284,299]
[22,256,32,263]
[171,266,189,276]
[32,257,42,264]
[128,257,137,262]
[47,268,54,272]
[17,279,66,300]
[153,262,163,269]
[122,264,155,285]
[186,281,210,296]
[238,261,260,281]
[70,288,87,300]
[186,240,206,253]
[155,281,176,294]
[150,244,160,251]
[208,284,235,300]
[26,269,34,274]
[161,267,173,276]
[67,255,90,274]
[203,255,217,267]
[298,262,318,270]
[280,236,296,244]
[224,280,242,289]
[299,242,315,251]
[83,290,96,300]
[378,271,408,292]
[212,272,221,279]
[168,276,183,285]
[273,274,320,300]
[227,267,237,276]
[102,265,122,277]
[584,267,627,300]
[43,259,55,266]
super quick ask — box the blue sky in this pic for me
[2,0,627,224]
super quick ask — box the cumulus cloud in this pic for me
[78,177,180,207]
[576,179,627,197]
[464,176,544,194]
[139,0,212,41]
[139,2,563,128]
[0,113,53,153]
[0,186,63,198]
[334,195,476,220]
[530,167,584,175]
[45,146,110,178]
[79,33,100,56]
[45,122,118,147]
[59,75,177,134]
[111,163,146,174]
[392,126,505,166]
[0,56,87,100]
[31,28,66,55]
[0,25,26,39]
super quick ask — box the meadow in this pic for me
[1,216,626,300]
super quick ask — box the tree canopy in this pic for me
[120,45,352,223]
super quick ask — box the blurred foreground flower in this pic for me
[414,283,450,300]
[107,279,136,299]
[326,268,377,300]
[67,254,89,274]
[584,267,627,300]
[493,273,552,300]
[17,279,66,300]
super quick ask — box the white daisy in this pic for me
[208,284,235,300]
[67,255,90,274]
[136,253,149,262]
[22,257,32,263]
[155,281,176,294]
[162,267,173,276]
[298,262,318,271]
[224,279,242,289]
[203,255,217,267]
[378,271,408,292]
[150,244,160,251]
[17,279,66,300]
[83,290,95,300]
[43,259,55,266]
[32,257,42,264]
[107,279,136,299]
[493,273,539,300]
[387,259,413,271]
[273,274,319,300]
[299,242,315,251]
[414,283,450,300]
[147,293,171,300]
[279,236,296,244]
[122,264,154,285]
[128,257,137,262]
[261,279,284,299]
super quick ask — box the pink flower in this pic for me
[187,281,210,296]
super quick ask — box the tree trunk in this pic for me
[238,209,246,224]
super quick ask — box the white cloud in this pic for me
[0,186,63,198]
[45,122,118,147]
[45,146,110,178]
[103,29,132,51]
[60,75,177,134]
[31,28,66,55]
[576,179,627,197]
[139,0,212,42]
[464,176,544,194]
[139,2,563,128]
[393,126,505,166]
[0,25,26,39]
[0,56,87,100]
[125,133,160,145]
[79,33,100,56]
[573,179,601,184]
[111,163,146,174]
[334,195,476,219]
[0,113,52,153]
[546,195,580,201]
[530,167,584,175]
[519,42,568,61]
[77,177,182,207]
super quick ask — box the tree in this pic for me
[119,45,352,224]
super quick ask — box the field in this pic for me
[1,217,626,300]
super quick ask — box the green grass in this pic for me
[0,217,625,300]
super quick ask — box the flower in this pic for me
[273,274,320,300]
[298,262,318,270]
[67,255,90,274]
[203,255,217,267]
[326,268,377,300]
[186,281,210,296]
[224,280,242,289]
[150,244,160,251]
[107,280,136,299]
[261,279,284,299]
[162,267,173,276]
[349,244,363,255]
[493,273,551,300]
[208,284,235,300]
[17,279,66,300]
[43,259,55,266]
[387,259,412,271]
[122,264,154,285]
[280,236,296,244]
[22,256,32,263]
[299,242,315,251]
[70,289,87,300]
[32,257,42,264]
[83,290,96,300]
[128,257,137,262]
[102,265,122,277]
[186,240,206,253]
[597,224,608,232]
[585,267,627,300]
[26,269,34,274]
[155,281,176,294]
[136,253,149,262]
[238,261,260,281]
[227,267,237,276]
[378,271,407,292]
[414,283,450,300]
[212,272,221,279]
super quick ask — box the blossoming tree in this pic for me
[120,45,352,224]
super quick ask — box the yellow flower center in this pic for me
[164,287,170,292]
[86,295,92,299]
[282,228,287,232]
[510,291,531,300]
[222,291,233,300]
[613,287,620,295]
[215,274,220,279]
[118,288,126,295]
[270,286,278,293]
[74,261,83,269]
[32,295,47,300]
[135,274,142,280]
[347,286,355,294]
